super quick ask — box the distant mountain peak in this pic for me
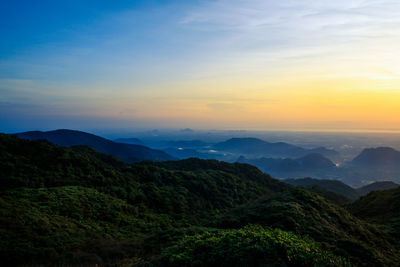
[351,146,400,168]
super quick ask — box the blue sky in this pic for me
[1,0,400,132]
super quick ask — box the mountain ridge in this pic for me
[16,129,174,163]
[284,177,360,200]
[351,147,400,169]
[237,153,336,178]
[213,137,339,159]
[357,181,399,196]
[1,133,400,266]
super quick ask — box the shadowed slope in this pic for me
[17,129,174,162]
[213,188,399,266]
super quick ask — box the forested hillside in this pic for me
[1,133,399,266]
[348,187,400,242]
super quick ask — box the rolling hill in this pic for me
[304,185,352,205]
[213,138,339,159]
[351,147,400,169]
[157,225,350,267]
[348,187,400,240]
[212,188,399,266]
[114,137,143,145]
[1,133,400,266]
[357,181,399,196]
[16,129,174,163]
[237,153,336,179]
[284,178,360,200]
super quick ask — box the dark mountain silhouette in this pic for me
[16,129,174,163]
[356,181,399,196]
[213,137,338,158]
[114,137,143,145]
[284,177,360,200]
[237,153,335,175]
[351,147,400,169]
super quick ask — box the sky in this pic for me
[1,0,400,133]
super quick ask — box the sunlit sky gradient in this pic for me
[1,0,400,132]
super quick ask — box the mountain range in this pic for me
[351,147,400,169]
[16,129,174,163]
[1,133,400,266]
[213,138,339,159]
[284,178,399,201]
[356,181,399,195]
[163,147,224,160]
[114,137,143,145]
[237,153,336,178]
[15,129,400,187]
[284,177,360,200]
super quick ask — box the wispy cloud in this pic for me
[180,0,400,56]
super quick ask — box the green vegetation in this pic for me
[1,133,399,266]
[0,133,288,224]
[284,178,360,200]
[306,185,352,205]
[212,188,399,266]
[348,187,400,242]
[0,186,171,265]
[158,225,351,267]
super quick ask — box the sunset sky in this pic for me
[1,0,400,132]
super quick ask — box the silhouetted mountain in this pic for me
[213,137,338,158]
[114,137,143,145]
[297,153,336,169]
[284,177,360,200]
[16,129,174,163]
[351,147,400,169]
[237,153,335,176]
[357,181,399,196]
